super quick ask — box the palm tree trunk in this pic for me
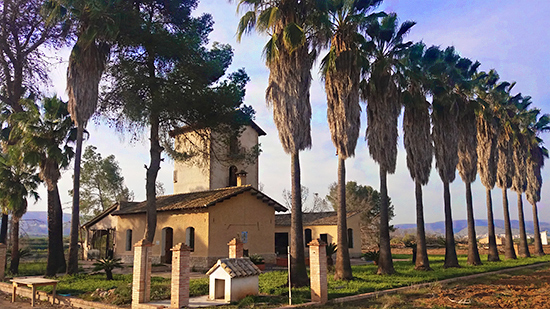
[516,192,530,258]
[290,152,308,287]
[10,216,20,274]
[47,183,66,276]
[67,123,84,274]
[0,213,7,243]
[486,188,500,261]
[377,167,395,275]
[443,181,459,268]
[335,156,352,280]
[502,189,517,259]
[144,113,161,243]
[414,180,431,271]
[465,182,482,265]
[532,202,545,256]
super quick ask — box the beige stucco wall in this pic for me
[114,211,210,264]
[210,126,260,190]
[274,214,363,258]
[173,125,260,194]
[113,191,276,268]
[173,130,212,194]
[207,192,275,263]
[83,214,118,259]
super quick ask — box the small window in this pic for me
[304,229,312,247]
[173,170,178,183]
[347,228,354,249]
[125,229,132,251]
[186,227,195,251]
[320,233,328,244]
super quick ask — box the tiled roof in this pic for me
[275,211,360,226]
[82,201,138,228]
[111,185,286,216]
[206,258,261,278]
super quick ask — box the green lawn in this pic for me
[15,254,550,306]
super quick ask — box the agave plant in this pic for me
[93,257,123,280]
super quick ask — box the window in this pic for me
[347,228,354,249]
[125,229,132,251]
[229,166,238,187]
[304,229,312,247]
[320,233,328,245]
[186,227,195,251]
[173,170,178,183]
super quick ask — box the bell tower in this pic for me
[172,122,265,193]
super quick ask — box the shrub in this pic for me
[93,258,123,280]
[362,250,380,264]
[249,254,264,265]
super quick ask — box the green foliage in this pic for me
[326,242,338,256]
[327,181,395,248]
[74,145,133,222]
[93,257,123,280]
[249,254,265,264]
[362,250,380,263]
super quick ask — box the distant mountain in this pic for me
[395,219,550,237]
[18,211,72,237]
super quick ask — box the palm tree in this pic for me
[511,96,535,258]
[495,89,517,260]
[51,0,122,274]
[427,46,461,268]
[525,113,549,256]
[12,97,75,275]
[234,0,318,286]
[0,147,40,274]
[456,57,482,266]
[363,13,415,275]
[320,0,383,280]
[475,70,505,262]
[402,42,432,271]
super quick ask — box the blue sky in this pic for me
[36,0,550,226]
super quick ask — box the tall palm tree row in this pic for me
[320,0,383,281]
[235,0,318,286]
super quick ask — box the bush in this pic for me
[93,258,123,280]
[362,250,380,264]
[249,254,264,265]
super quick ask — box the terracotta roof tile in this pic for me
[206,258,261,278]
[111,185,286,216]
[275,211,359,226]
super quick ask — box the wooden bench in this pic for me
[11,277,59,307]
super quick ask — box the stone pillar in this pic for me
[0,243,6,280]
[309,239,327,304]
[132,239,153,307]
[228,238,243,258]
[171,243,191,308]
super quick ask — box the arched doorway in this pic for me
[161,227,174,263]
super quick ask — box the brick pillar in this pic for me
[132,239,153,307]
[171,243,191,308]
[228,238,243,258]
[309,239,327,304]
[0,243,6,280]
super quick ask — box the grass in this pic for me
[12,253,550,307]
[34,274,208,306]
[255,254,550,304]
